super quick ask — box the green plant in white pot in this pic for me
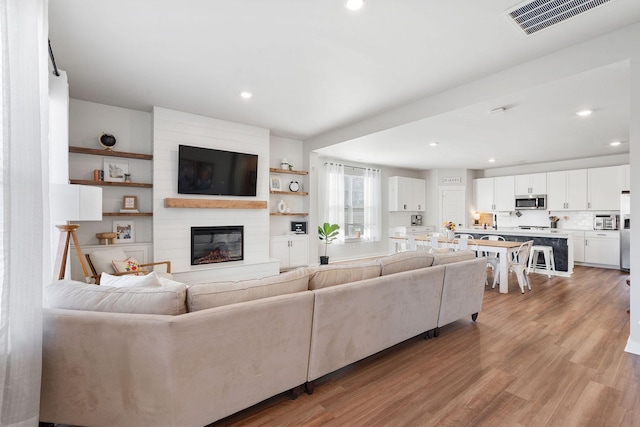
[318,222,340,265]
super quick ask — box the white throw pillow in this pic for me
[100,271,161,288]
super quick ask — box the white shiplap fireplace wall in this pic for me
[152,107,278,283]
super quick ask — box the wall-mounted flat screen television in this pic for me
[178,145,258,196]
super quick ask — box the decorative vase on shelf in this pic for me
[447,229,455,240]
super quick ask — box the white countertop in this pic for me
[457,227,578,239]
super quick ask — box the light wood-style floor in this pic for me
[211,266,639,427]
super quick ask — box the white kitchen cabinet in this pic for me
[270,235,308,269]
[515,173,546,195]
[547,169,588,211]
[622,164,630,192]
[584,231,620,267]
[473,178,494,212]
[389,176,426,211]
[572,231,585,263]
[588,166,623,211]
[494,176,515,211]
[473,176,514,212]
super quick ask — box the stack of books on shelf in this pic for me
[119,209,139,214]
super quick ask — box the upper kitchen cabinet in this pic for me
[514,173,546,195]
[473,176,514,212]
[547,169,587,211]
[389,176,426,212]
[588,166,623,211]
[622,164,630,192]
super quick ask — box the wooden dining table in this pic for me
[389,235,523,294]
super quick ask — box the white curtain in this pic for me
[323,162,344,244]
[1,0,49,425]
[363,168,381,242]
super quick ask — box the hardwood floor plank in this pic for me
[210,266,638,427]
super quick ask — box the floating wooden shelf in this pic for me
[165,198,268,209]
[69,179,152,188]
[270,190,308,196]
[103,212,153,217]
[270,212,309,216]
[269,168,308,175]
[69,146,153,160]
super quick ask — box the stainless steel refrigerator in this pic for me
[620,191,630,271]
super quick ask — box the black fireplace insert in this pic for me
[191,226,244,265]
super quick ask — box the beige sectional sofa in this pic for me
[40,250,486,427]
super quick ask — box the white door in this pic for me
[440,187,466,229]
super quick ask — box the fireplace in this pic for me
[191,226,244,265]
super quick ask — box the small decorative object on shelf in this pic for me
[120,195,139,213]
[104,159,129,182]
[270,177,282,191]
[124,173,131,183]
[277,199,287,213]
[95,232,117,245]
[280,158,289,170]
[289,181,300,192]
[99,133,117,150]
[113,220,135,242]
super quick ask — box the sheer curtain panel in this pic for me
[323,162,345,244]
[363,168,381,242]
[1,0,48,425]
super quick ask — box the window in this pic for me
[344,171,365,239]
[324,162,381,243]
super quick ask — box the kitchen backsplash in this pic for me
[496,209,618,230]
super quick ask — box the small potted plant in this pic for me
[318,222,340,265]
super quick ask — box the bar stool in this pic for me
[528,245,556,278]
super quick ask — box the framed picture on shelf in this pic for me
[270,177,282,191]
[104,159,129,182]
[122,195,138,210]
[113,220,135,243]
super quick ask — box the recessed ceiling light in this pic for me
[345,0,364,11]
[429,142,438,147]
[488,158,496,163]
[240,91,253,99]
[610,141,622,146]
[576,109,593,117]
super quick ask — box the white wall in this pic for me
[68,99,153,245]
[152,107,271,276]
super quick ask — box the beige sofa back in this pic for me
[307,265,446,382]
[40,291,315,427]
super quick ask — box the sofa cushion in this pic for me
[307,262,381,290]
[377,251,434,276]
[100,271,161,288]
[187,267,310,312]
[45,279,188,315]
[432,250,477,266]
[112,256,147,276]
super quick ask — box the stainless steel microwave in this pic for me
[515,195,547,210]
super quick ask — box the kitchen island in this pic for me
[456,227,575,277]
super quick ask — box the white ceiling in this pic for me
[48,0,640,170]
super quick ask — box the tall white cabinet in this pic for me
[389,176,426,211]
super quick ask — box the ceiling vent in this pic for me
[507,0,615,35]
